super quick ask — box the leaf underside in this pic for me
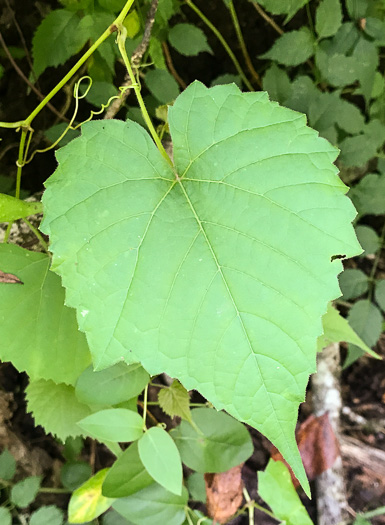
[42,81,361,492]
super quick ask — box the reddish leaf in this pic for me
[205,465,244,524]
[0,270,23,284]
[271,414,340,487]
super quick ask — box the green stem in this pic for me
[22,218,49,253]
[185,0,254,91]
[228,1,261,87]
[243,488,255,525]
[142,384,149,430]
[0,120,25,129]
[117,26,172,165]
[15,129,27,199]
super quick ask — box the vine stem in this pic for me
[228,1,261,87]
[243,488,255,525]
[185,0,254,91]
[117,25,172,165]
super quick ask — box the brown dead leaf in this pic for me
[0,270,23,284]
[205,464,244,524]
[271,413,340,487]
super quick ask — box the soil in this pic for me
[0,0,384,524]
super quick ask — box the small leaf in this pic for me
[205,466,243,524]
[315,46,358,88]
[339,268,369,300]
[112,484,188,525]
[346,0,368,19]
[355,225,380,256]
[26,380,92,441]
[210,74,242,88]
[349,173,385,217]
[353,38,378,105]
[103,442,153,498]
[0,193,43,222]
[138,426,183,495]
[169,24,212,56]
[30,505,64,525]
[123,9,140,39]
[257,0,311,22]
[262,63,292,104]
[0,449,16,480]
[375,279,385,312]
[68,469,115,523]
[32,10,88,77]
[145,69,180,104]
[11,476,41,508]
[75,363,149,407]
[258,460,314,525]
[171,408,253,473]
[60,462,92,491]
[77,408,143,442]
[260,28,314,66]
[318,303,379,358]
[345,300,383,366]
[0,508,12,525]
[284,75,319,114]
[158,380,191,421]
[0,245,91,385]
[315,0,342,39]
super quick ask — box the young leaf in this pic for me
[26,380,92,441]
[0,245,91,385]
[171,408,253,473]
[258,460,314,525]
[318,303,380,358]
[75,362,149,406]
[0,194,43,222]
[339,268,369,300]
[29,506,64,525]
[262,64,292,104]
[102,442,153,498]
[68,469,115,523]
[11,476,41,508]
[168,23,212,56]
[260,28,314,66]
[0,449,16,480]
[355,225,380,256]
[32,10,88,77]
[42,82,361,494]
[138,426,183,495]
[112,484,188,525]
[77,408,143,442]
[158,380,192,421]
[349,173,385,217]
[315,0,342,39]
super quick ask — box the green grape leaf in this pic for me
[75,362,149,406]
[145,69,180,104]
[260,28,314,66]
[138,426,183,495]
[258,460,314,525]
[375,279,385,312]
[315,0,342,39]
[349,173,385,217]
[77,408,143,442]
[158,380,192,421]
[30,506,64,525]
[339,268,369,300]
[0,449,16,480]
[168,23,212,56]
[11,476,41,508]
[26,379,92,441]
[171,408,253,473]
[0,194,42,222]
[317,303,379,358]
[32,9,88,78]
[112,484,188,525]
[262,64,292,104]
[0,245,91,385]
[42,82,361,494]
[68,469,115,523]
[103,442,153,498]
[355,225,380,256]
[0,508,11,525]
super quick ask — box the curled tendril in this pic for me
[22,76,132,166]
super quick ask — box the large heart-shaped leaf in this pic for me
[42,82,361,492]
